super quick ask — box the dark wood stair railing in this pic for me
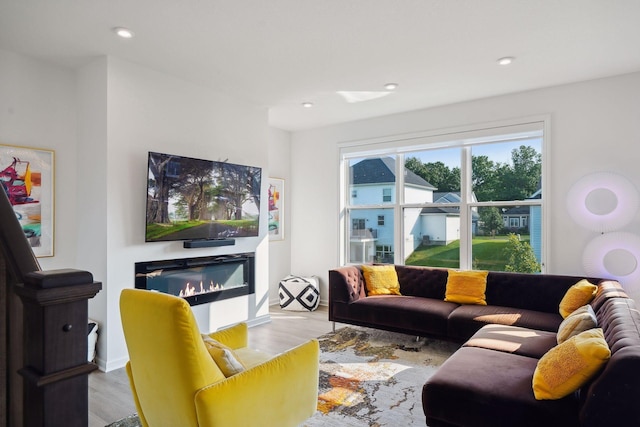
[1,187,101,427]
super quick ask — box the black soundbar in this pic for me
[183,239,235,248]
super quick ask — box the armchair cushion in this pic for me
[201,335,246,377]
[203,323,271,368]
[234,347,272,368]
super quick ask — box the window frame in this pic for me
[339,116,549,272]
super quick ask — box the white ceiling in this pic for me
[1,0,639,132]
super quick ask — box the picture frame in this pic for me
[0,144,55,257]
[268,177,284,241]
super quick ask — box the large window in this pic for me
[341,120,546,273]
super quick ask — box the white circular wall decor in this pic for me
[583,232,640,286]
[566,172,639,232]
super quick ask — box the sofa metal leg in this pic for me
[333,322,336,333]
[416,336,420,342]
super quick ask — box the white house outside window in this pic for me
[340,118,547,273]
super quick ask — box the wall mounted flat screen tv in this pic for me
[145,151,262,242]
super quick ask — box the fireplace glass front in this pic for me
[134,252,255,306]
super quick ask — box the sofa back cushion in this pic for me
[395,265,449,299]
[484,271,600,314]
[396,266,602,314]
[590,280,629,312]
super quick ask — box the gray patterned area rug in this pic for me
[106,327,458,427]
[105,413,140,427]
[303,326,459,426]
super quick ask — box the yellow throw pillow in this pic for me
[202,335,246,377]
[361,265,401,296]
[559,279,598,318]
[444,270,489,305]
[557,305,598,344]
[533,328,611,400]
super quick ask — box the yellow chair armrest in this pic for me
[206,322,248,349]
[194,339,319,427]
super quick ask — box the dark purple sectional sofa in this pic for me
[328,264,640,427]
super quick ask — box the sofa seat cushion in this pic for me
[347,295,459,337]
[464,324,557,359]
[422,347,580,427]
[448,304,563,341]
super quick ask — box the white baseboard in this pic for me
[246,313,271,328]
[269,301,328,307]
[96,355,129,373]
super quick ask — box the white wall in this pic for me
[267,127,292,305]
[94,57,271,371]
[291,72,640,304]
[2,49,273,372]
[76,57,109,341]
[0,48,79,269]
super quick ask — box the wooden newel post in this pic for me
[14,269,101,427]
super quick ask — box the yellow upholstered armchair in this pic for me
[120,289,319,427]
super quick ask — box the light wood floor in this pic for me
[89,305,338,426]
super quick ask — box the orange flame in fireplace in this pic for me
[179,280,224,297]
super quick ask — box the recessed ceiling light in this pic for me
[302,102,314,108]
[113,27,135,39]
[497,57,514,66]
[384,83,398,91]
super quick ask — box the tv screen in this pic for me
[145,151,262,242]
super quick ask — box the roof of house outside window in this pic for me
[433,192,461,203]
[351,157,436,189]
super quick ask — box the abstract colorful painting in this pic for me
[268,177,284,241]
[0,144,54,257]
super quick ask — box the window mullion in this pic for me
[459,147,472,270]
[396,153,405,264]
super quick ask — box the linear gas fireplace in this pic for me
[135,252,255,306]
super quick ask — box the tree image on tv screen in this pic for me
[146,152,261,241]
